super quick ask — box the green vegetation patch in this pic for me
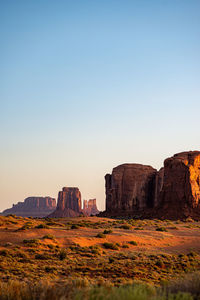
[156,227,168,232]
[103,229,113,234]
[129,241,138,246]
[96,233,106,238]
[103,243,119,250]
[23,239,40,246]
[120,224,132,230]
[42,234,55,240]
[35,223,49,229]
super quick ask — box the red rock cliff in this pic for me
[158,151,200,218]
[49,187,81,217]
[83,199,99,216]
[103,151,200,219]
[105,164,158,216]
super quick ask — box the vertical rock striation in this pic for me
[49,187,82,217]
[103,151,200,219]
[105,164,158,216]
[158,151,200,218]
[83,199,99,216]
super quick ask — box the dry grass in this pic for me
[0,215,200,289]
[0,278,199,300]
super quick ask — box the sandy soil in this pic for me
[0,216,200,255]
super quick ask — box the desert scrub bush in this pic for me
[13,250,28,259]
[129,241,138,246]
[71,224,80,229]
[45,221,65,227]
[23,239,40,246]
[35,253,51,260]
[122,244,129,248]
[134,227,144,230]
[58,249,67,260]
[42,234,55,240]
[90,248,100,255]
[0,280,76,300]
[44,266,55,273]
[185,217,195,223]
[103,229,113,234]
[6,214,17,218]
[35,223,49,229]
[168,226,178,230]
[0,249,11,257]
[103,243,119,250]
[155,259,165,268]
[120,224,132,230]
[166,271,200,297]
[156,227,168,232]
[17,222,33,230]
[76,283,157,300]
[69,245,81,251]
[96,233,106,238]
[4,242,13,247]
[175,220,182,224]
[0,280,197,300]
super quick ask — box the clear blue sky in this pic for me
[1,0,200,211]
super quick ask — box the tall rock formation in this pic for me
[105,164,158,216]
[103,151,200,219]
[49,187,82,218]
[83,199,99,216]
[158,151,200,218]
[1,197,56,217]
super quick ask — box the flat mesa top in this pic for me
[173,151,200,158]
[62,187,79,191]
[113,163,157,171]
[165,151,200,165]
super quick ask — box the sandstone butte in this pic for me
[49,187,82,218]
[49,188,100,217]
[1,197,56,218]
[83,199,99,216]
[101,151,200,220]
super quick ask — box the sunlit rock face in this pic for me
[1,197,56,217]
[49,187,81,218]
[83,199,99,216]
[159,151,200,216]
[103,151,200,219]
[105,164,158,216]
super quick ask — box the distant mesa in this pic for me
[49,188,99,218]
[1,187,100,219]
[100,151,200,220]
[1,197,56,218]
[83,199,99,216]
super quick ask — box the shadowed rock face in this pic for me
[103,151,200,219]
[1,197,56,217]
[105,164,158,215]
[83,199,99,216]
[49,187,81,218]
[159,151,200,217]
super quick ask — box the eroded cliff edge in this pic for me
[101,151,200,219]
[49,187,82,218]
[1,197,56,218]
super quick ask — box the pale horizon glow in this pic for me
[1,0,200,212]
